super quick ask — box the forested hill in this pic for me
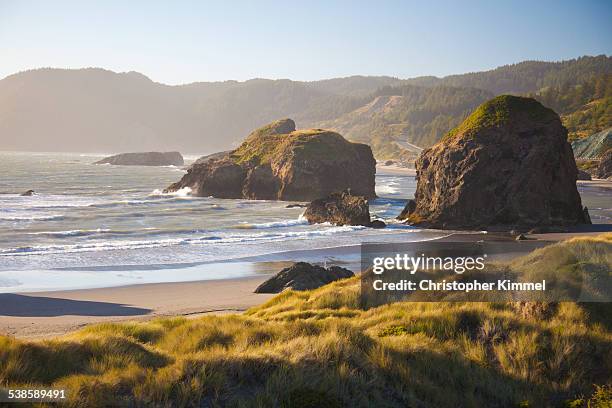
[403,55,611,95]
[310,56,611,159]
[0,56,610,156]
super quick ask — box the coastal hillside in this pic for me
[572,127,612,159]
[0,56,609,155]
[0,234,610,406]
[405,55,611,95]
[314,85,493,158]
[529,73,611,140]
[317,58,611,156]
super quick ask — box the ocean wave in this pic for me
[0,214,65,221]
[234,215,308,229]
[26,228,112,237]
[376,183,400,195]
[1,194,105,209]
[0,225,366,256]
[161,165,187,172]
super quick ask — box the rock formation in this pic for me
[595,149,612,179]
[397,199,416,221]
[405,95,590,230]
[576,169,592,181]
[254,262,354,293]
[165,119,376,201]
[303,191,373,226]
[571,127,612,159]
[95,152,183,166]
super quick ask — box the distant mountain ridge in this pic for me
[0,55,610,156]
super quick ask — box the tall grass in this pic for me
[0,234,610,407]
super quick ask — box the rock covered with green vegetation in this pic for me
[94,151,184,166]
[408,95,590,229]
[166,119,376,200]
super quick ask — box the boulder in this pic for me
[95,151,183,166]
[286,204,307,208]
[595,149,612,179]
[577,169,592,181]
[20,189,35,196]
[254,262,354,293]
[370,219,387,229]
[409,95,589,230]
[165,119,376,200]
[303,191,371,226]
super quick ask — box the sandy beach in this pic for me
[0,275,275,339]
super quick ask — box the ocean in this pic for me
[1,152,610,292]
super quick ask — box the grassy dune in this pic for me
[1,235,611,407]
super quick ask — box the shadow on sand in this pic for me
[0,293,151,317]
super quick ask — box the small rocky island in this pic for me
[165,119,376,201]
[399,95,590,230]
[95,151,184,166]
[303,191,385,227]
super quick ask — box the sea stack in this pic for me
[303,191,372,226]
[399,95,590,230]
[165,119,376,201]
[94,152,184,166]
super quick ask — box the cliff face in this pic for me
[572,127,612,159]
[407,95,589,229]
[596,149,612,179]
[166,119,376,201]
[94,151,183,166]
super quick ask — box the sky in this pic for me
[0,0,610,85]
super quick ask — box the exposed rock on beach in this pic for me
[254,262,354,293]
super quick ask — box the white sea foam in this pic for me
[376,182,400,195]
[26,228,112,237]
[0,224,366,256]
[0,214,65,222]
[235,215,308,229]
[149,187,192,197]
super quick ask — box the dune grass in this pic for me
[1,235,611,407]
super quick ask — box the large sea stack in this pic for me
[165,119,376,201]
[401,95,590,230]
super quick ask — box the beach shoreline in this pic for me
[2,229,610,339]
[0,275,275,339]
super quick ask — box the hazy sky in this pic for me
[1,0,610,84]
